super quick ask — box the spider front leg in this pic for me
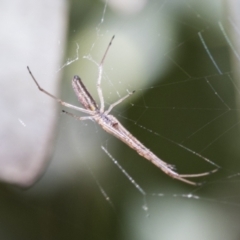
[27,67,93,115]
[97,36,115,113]
[95,36,135,115]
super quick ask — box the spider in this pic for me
[27,36,216,185]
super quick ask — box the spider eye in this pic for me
[73,75,81,82]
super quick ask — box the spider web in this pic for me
[26,1,240,239]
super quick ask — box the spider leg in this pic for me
[97,36,115,113]
[178,168,218,178]
[27,66,93,115]
[62,110,93,121]
[105,90,135,114]
[166,168,218,185]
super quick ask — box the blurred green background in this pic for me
[1,0,240,239]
